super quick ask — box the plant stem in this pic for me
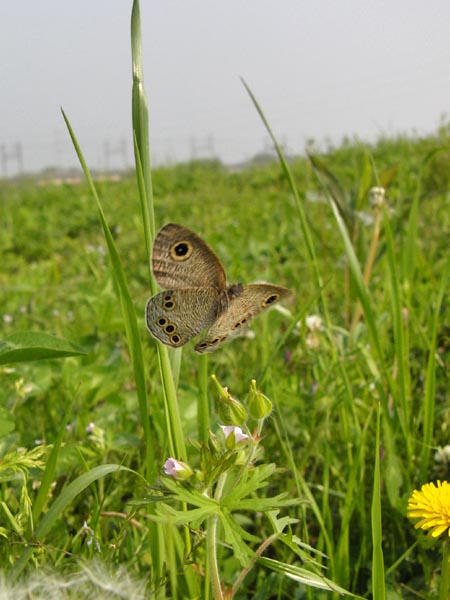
[207,473,228,600]
[440,539,450,600]
[207,511,223,600]
[350,207,382,334]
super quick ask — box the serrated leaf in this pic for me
[220,510,257,567]
[222,463,277,505]
[266,510,300,534]
[0,332,86,365]
[161,478,221,510]
[225,492,299,513]
[152,503,217,526]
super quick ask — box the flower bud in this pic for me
[212,374,247,425]
[247,379,273,420]
[163,458,193,480]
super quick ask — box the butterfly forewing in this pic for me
[152,223,227,291]
[194,283,294,353]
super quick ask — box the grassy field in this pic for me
[1,2,450,596]
[0,126,449,599]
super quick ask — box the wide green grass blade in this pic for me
[0,332,85,365]
[258,556,358,596]
[241,79,328,322]
[31,400,73,525]
[61,109,154,481]
[327,198,382,361]
[14,464,131,575]
[383,207,411,464]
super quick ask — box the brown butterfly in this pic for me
[145,223,293,353]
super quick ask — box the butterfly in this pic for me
[145,223,293,353]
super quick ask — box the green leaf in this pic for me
[220,509,257,567]
[61,108,155,480]
[371,404,386,600]
[308,154,349,223]
[32,400,74,524]
[259,556,358,596]
[225,493,299,513]
[0,332,86,365]
[152,503,217,527]
[221,463,277,505]
[14,464,133,575]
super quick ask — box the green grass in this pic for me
[1,2,450,597]
[1,129,449,597]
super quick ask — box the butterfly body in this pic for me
[145,223,293,353]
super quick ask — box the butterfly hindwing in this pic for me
[146,288,222,347]
[194,283,294,353]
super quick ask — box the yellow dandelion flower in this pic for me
[407,480,450,538]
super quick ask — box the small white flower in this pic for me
[435,445,450,464]
[83,521,101,552]
[305,315,323,332]
[85,422,95,433]
[369,186,386,208]
[3,314,13,324]
[220,425,249,444]
[163,458,193,479]
[305,333,320,350]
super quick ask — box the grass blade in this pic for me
[371,403,386,600]
[14,464,131,575]
[61,109,155,481]
[130,0,186,462]
[419,255,449,480]
[31,401,73,525]
[241,79,328,320]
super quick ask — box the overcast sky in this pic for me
[1,1,449,175]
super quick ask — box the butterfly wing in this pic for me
[152,223,227,291]
[194,283,294,353]
[145,288,222,347]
